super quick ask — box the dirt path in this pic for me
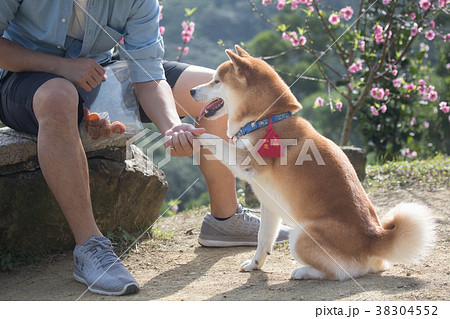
[0,188,448,301]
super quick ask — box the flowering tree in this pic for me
[249,0,449,159]
[158,1,196,61]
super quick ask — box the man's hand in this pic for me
[55,58,106,92]
[164,123,206,157]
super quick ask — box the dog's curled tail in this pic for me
[374,202,435,264]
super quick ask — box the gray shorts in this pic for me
[0,61,190,135]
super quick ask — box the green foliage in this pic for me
[106,226,136,254]
[364,154,450,191]
[149,228,175,241]
[159,198,182,217]
[0,246,44,272]
[183,191,210,210]
[184,8,197,17]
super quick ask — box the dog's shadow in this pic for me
[207,271,425,301]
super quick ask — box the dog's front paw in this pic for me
[240,259,260,272]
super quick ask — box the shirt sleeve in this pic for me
[120,0,165,83]
[0,0,21,36]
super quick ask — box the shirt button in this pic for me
[57,46,62,49]
[62,18,67,23]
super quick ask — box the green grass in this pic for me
[364,154,450,191]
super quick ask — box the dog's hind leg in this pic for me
[289,224,368,281]
[240,204,281,272]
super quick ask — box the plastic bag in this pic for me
[79,61,143,146]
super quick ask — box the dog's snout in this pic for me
[190,88,196,97]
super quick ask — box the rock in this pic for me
[0,127,167,252]
[244,181,260,208]
[341,146,367,181]
[244,146,367,207]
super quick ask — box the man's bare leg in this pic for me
[171,66,239,218]
[32,78,101,245]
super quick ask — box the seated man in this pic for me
[0,0,288,295]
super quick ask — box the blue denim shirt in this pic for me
[0,0,165,83]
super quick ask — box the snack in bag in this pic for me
[79,61,142,144]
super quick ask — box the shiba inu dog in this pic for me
[190,45,434,281]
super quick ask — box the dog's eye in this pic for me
[214,80,220,84]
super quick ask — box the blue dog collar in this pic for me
[233,111,293,141]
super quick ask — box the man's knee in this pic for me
[33,78,79,125]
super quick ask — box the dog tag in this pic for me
[257,120,284,158]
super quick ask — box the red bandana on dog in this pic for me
[257,120,284,158]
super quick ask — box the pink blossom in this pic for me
[298,36,307,46]
[426,30,435,40]
[159,5,163,21]
[392,69,398,76]
[438,0,449,7]
[419,0,431,9]
[373,25,383,36]
[181,21,195,43]
[159,26,165,36]
[276,0,286,10]
[446,63,450,70]
[410,117,416,126]
[405,83,416,91]
[315,97,325,107]
[291,0,301,10]
[393,78,402,88]
[370,106,379,116]
[171,205,179,211]
[440,102,450,113]
[177,46,190,56]
[423,121,430,129]
[428,90,438,101]
[348,83,355,90]
[348,60,363,73]
[359,40,365,51]
[380,104,387,113]
[335,101,343,111]
[384,89,390,97]
[329,14,340,25]
[383,0,391,4]
[371,87,385,100]
[411,26,418,36]
[339,6,354,21]
[308,6,314,12]
[373,25,385,43]
[411,13,416,20]
[282,31,306,47]
[401,148,417,158]
[430,20,435,29]
[262,0,272,6]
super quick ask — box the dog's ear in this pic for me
[226,49,249,72]
[234,45,250,57]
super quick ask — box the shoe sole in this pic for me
[198,237,288,248]
[73,273,140,296]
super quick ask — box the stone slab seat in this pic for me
[0,127,168,252]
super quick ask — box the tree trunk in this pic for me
[340,107,356,146]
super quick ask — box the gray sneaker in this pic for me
[198,203,290,247]
[73,236,139,296]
